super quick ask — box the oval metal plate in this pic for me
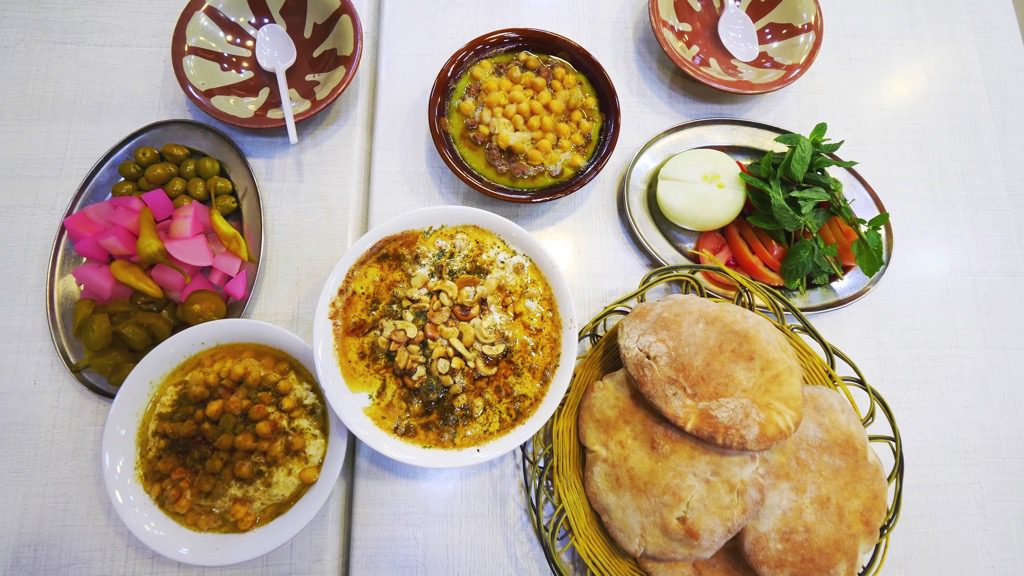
[623,118,893,313]
[46,119,264,398]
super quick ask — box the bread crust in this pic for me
[639,538,757,576]
[739,386,889,576]
[617,294,803,451]
[579,369,765,562]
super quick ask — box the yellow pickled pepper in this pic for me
[209,188,249,262]
[136,206,190,282]
[109,260,164,299]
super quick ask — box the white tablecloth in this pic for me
[2,0,1023,574]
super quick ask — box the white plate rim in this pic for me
[313,205,578,468]
[101,318,347,566]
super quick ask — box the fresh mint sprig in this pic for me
[739,123,889,292]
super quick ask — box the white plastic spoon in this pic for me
[255,23,298,144]
[717,0,759,63]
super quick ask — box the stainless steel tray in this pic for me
[622,118,893,313]
[46,119,264,397]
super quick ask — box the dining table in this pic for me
[2,0,1023,574]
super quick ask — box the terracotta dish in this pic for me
[171,0,363,129]
[428,29,620,203]
[648,0,822,94]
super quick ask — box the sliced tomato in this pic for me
[723,222,785,286]
[752,227,787,264]
[824,216,856,267]
[735,218,782,273]
[694,230,739,291]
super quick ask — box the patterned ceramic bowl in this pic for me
[428,29,620,203]
[649,0,822,94]
[171,0,363,128]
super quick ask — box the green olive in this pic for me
[145,163,177,186]
[179,158,198,179]
[206,175,234,197]
[187,177,210,201]
[111,180,138,197]
[133,146,160,168]
[118,161,143,180]
[164,176,187,198]
[160,143,190,164]
[80,313,113,351]
[103,300,137,316]
[73,299,97,337]
[181,290,227,326]
[214,194,239,216]
[172,194,194,208]
[136,176,155,192]
[197,157,221,179]
[113,320,153,351]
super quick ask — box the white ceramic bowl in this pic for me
[101,319,348,566]
[313,205,578,468]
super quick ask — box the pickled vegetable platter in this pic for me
[48,120,264,397]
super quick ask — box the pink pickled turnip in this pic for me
[164,234,213,267]
[94,225,137,257]
[73,236,109,262]
[169,203,204,239]
[109,281,133,301]
[168,256,201,279]
[141,189,175,222]
[207,233,226,255]
[109,206,141,235]
[181,273,217,301]
[108,196,145,211]
[81,201,114,227]
[192,201,212,233]
[223,269,248,301]
[212,251,242,276]
[207,268,230,287]
[72,263,117,301]
[150,263,187,293]
[63,212,105,242]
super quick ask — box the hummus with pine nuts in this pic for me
[329,224,562,448]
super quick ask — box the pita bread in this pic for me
[740,386,889,576]
[617,294,803,451]
[579,369,765,562]
[639,538,756,576]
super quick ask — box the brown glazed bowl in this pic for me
[428,29,620,203]
[171,0,363,129]
[649,0,822,94]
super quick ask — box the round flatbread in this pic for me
[639,538,756,576]
[739,386,889,576]
[617,294,803,451]
[579,369,765,562]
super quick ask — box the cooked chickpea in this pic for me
[233,460,253,479]
[254,420,274,438]
[275,378,293,395]
[536,138,553,153]
[548,99,566,114]
[526,115,541,131]
[550,79,563,92]
[205,399,224,420]
[234,432,256,451]
[298,467,320,485]
[289,434,306,451]
[458,98,476,116]
[552,66,566,80]
[570,132,586,147]
[248,403,268,421]
[280,396,298,412]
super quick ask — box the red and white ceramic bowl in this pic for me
[649,0,823,94]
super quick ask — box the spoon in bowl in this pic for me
[717,1,759,63]
[255,23,299,144]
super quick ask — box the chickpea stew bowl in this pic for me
[102,319,347,566]
[313,206,578,467]
[428,29,620,203]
